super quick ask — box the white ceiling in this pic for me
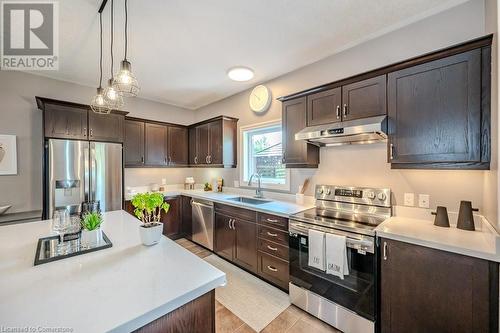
[42,0,470,109]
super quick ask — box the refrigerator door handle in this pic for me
[90,142,97,203]
[84,143,90,203]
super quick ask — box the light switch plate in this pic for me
[418,194,430,208]
[404,193,415,206]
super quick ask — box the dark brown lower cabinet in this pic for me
[134,290,215,333]
[380,238,498,333]
[181,196,192,240]
[257,252,289,290]
[214,213,235,261]
[161,197,182,239]
[233,218,257,272]
[214,204,258,274]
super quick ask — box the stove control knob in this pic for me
[325,188,332,195]
[377,192,387,201]
[366,191,375,199]
[317,188,324,195]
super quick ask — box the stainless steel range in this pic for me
[289,185,391,333]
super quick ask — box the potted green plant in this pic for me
[131,192,170,246]
[80,211,103,247]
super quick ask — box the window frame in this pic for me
[239,119,291,192]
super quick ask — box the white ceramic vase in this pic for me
[81,228,103,247]
[139,223,163,246]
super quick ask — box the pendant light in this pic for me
[103,0,124,109]
[113,0,139,97]
[90,12,111,114]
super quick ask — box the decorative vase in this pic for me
[139,222,163,246]
[81,228,103,247]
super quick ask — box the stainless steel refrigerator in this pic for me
[45,139,122,219]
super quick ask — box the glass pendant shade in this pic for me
[104,78,124,109]
[90,87,111,114]
[113,60,139,97]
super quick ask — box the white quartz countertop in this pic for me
[0,210,226,333]
[376,217,500,262]
[126,189,314,218]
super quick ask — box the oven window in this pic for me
[289,234,376,320]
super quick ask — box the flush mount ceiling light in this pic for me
[90,12,111,114]
[113,0,139,97]
[103,0,124,109]
[227,66,254,82]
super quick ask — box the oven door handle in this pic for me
[289,221,375,254]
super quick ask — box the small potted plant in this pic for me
[80,211,103,247]
[131,192,170,246]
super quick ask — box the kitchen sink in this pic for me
[226,197,271,205]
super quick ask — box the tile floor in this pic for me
[175,238,341,333]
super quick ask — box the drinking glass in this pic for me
[52,209,70,249]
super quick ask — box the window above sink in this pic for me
[240,120,291,191]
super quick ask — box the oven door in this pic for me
[289,220,377,321]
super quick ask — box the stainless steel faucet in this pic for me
[248,173,264,198]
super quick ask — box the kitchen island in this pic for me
[0,210,226,333]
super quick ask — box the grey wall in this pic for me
[0,71,195,213]
[192,1,496,220]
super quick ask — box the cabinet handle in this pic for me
[205,155,209,163]
[141,156,144,163]
[232,219,236,229]
[389,143,395,160]
[169,156,172,164]
[267,231,278,237]
[208,155,212,164]
[383,242,388,260]
[194,156,198,164]
[164,157,168,164]
[343,104,348,117]
[267,265,278,272]
[336,105,340,119]
[228,219,232,229]
[266,218,278,223]
[89,128,94,137]
[267,245,278,251]
[83,127,87,137]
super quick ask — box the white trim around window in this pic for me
[239,119,291,192]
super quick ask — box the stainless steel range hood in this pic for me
[295,115,388,146]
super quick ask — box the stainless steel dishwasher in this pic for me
[191,198,214,250]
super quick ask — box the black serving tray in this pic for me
[34,231,112,266]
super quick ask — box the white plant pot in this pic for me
[81,228,103,247]
[139,223,163,246]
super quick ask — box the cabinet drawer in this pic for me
[258,225,288,246]
[257,213,288,231]
[258,238,288,261]
[215,203,256,222]
[258,252,289,290]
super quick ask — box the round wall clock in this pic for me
[249,85,272,113]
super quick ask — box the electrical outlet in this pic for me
[418,194,430,208]
[404,193,415,206]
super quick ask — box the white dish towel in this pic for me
[308,229,326,271]
[325,233,350,279]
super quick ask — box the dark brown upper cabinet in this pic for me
[388,48,488,169]
[342,75,386,121]
[306,75,386,127]
[278,35,492,170]
[145,123,168,166]
[307,87,342,126]
[380,238,498,333]
[167,126,188,166]
[38,99,88,140]
[189,116,238,168]
[282,97,319,168]
[36,97,128,142]
[88,111,124,143]
[124,119,145,166]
